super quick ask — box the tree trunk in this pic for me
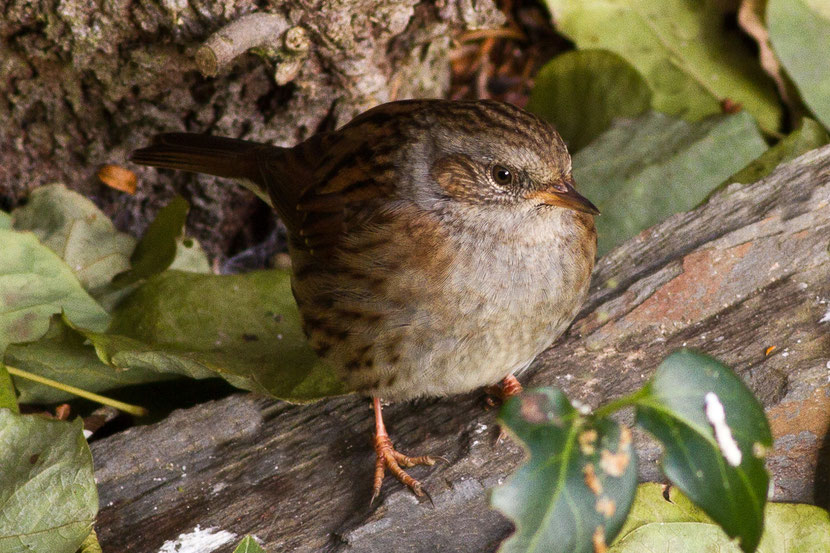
[0,0,503,261]
[90,145,830,552]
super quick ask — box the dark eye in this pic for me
[491,164,514,186]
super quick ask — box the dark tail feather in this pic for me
[130,132,268,182]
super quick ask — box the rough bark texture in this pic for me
[90,146,830,552]
[0,0,503,261]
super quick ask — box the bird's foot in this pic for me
[484,375,524,442]
[484,374,524,407]
[371,433,436,504]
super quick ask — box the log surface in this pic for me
[92,146,830,552]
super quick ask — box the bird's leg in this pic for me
[371,397,436,504]
[485,373,524,406]
[485,375,524,443]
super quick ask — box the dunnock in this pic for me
[131,99,598,501]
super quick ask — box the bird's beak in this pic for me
[528,177,600,215]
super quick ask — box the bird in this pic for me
[130,99,598,502]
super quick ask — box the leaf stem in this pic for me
[4,364,148,417]
[592,386,649,418]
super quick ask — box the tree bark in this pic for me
[0,0,503,261]
[90,145,830,552]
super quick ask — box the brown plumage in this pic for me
[131,99,598,501]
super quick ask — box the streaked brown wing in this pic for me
[286,118,402,254]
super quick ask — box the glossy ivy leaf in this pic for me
[111,196,190,288]
[610,483,830,553]
[726,118,829,186]
[5,315,170,404]
[232,536,267,553]
[0,229,110,355]
[0,364,19,413]
[634,350,772,553]
[0,411,97,553]
[767,0,830,131]
[527,49,652,152]
[72,270,346,403]
[10,183,136,293]
[544,0,782,133]
[572,111,767,256]
[492,388,637,553]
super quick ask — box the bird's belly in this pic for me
[335,247,588,401]
[293,212,594,402]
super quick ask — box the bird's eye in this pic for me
[491,164,514,186]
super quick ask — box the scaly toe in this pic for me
[371,435,435,503]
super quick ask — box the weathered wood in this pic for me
[91,146,830,552]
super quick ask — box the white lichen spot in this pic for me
[704,392,742,467]
[820,307,830,324]
[571,399,592,415]
[475,423,488,434]
[157,525,236,553]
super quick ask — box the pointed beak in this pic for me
[528,177,600,215]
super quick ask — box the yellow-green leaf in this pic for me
[11,184,135,293]
[74,270,346,403]
[528,49,652,151]
[544,0,782,133]
[0,229,109,355]
[0,411,97,553]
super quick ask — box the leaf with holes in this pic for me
[0,411,98,553]
[634,350,772,553]
[491,388,637,553]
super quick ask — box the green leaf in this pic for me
[233,536,267,553]
[75,530,102,553]
[0,229,110,355]
[634,350,772,552]
[10,184,136,293]
[0,364,19,413]
[768,0,830,130]
[111,196,190,288]
[0,211,10,230]
[528,49,652,152]
[610,483,830,553]
[572,111,767,256]
[169,237,211,274]
[726,118,829,185]
[491,389,638,553]
[0,411,98,553]
[5,315,171,404]
[74,270,346,403]
[544,0,782,133]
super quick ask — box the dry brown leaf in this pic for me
[738,0,800,117]
[97,164,137,194]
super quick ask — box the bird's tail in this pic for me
[130,133,279,206]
